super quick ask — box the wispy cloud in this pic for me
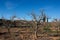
[5,1,18,9]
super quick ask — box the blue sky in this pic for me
[0,0,60,21]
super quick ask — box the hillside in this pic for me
[0,19,60,40]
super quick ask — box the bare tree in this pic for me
[40,9,47,22]
[29,9,50,39]
[29,9,38,40]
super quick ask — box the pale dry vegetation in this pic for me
[0,10,60,40]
